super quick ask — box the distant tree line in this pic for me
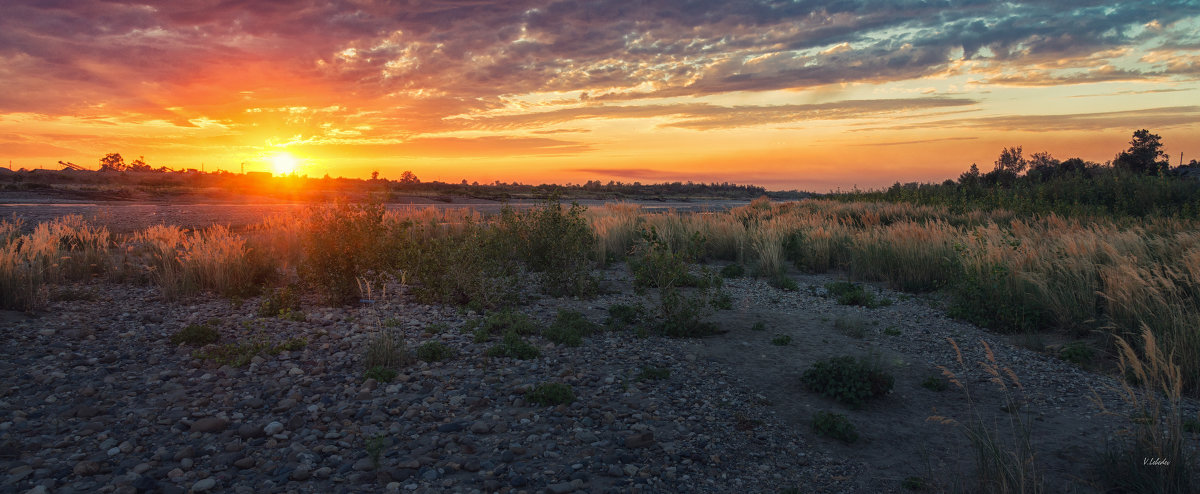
[831,129,1200,218]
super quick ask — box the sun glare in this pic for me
[271,152,299,176]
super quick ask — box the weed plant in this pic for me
[543,310,598,346]
[802,355,894,408]
[415,341,454,362]
[485,332,540,360]
[811,411,859,443]
[526,382,575,406]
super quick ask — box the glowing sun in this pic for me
[270,152,299,175]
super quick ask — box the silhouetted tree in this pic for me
[399,170,420,184]
[128,156,151,172]
[958,163,981,187]
[994,146,1027,174]
[1114,129,1169,175]
[99,153,126,172]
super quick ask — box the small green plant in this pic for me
[364,329,413,370]
[770,274,799,291]
[636,365,670,381]
[526,382,575,406]
[366,433,387,468]
[416,340,455,362]
[711,290,734,310]
[382,317,403,328]
[479,310,542,336]
[364,365,397,383]
[751,321,767,331]
[771,334,792,346]
[720,263,745,278]
[472,326,490,343]
[883,325,902,336]
[824,281,891,308]
[605,303,645,329]
[629,228,721,337]
[811,411,858,443]
[193,339,273,367]
[170,321,219,346]
[258,285,301,318]
[921,375,948,392]
[901,476,926,490]
[424,322,449,334]
[277,337,307,352]
[1059,341,1094,367]
[543,310,598,346]
[833,316,868,339]
[486,332,540,360]
[802,355,894,408]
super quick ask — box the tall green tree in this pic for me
[1114,129,1169,175]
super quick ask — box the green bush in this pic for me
[526,382,575,406]
[948,262,1046,333]
[824,281,891,308]
[811,411,858,443]
[478,310,542,336]
[298,200,391,305]
[834,316,868,339]
[513,200,598,297]
[720,263,745,278]
[901,476,926,490]
[605,303,645,329]
[751,321,767,331]
[1059,341,1094,367]
[416,341,455,362]
[770,274,799,291]
[486,332,540,360]
[170,321,220,346]
[771,334,792,346]
[636,365,671,381]
[543,310,598,346]
[629,228,721,337]
[364,366,397,383]
[921,375,948,391]
[258,285,301,318]
[802,356,894,408]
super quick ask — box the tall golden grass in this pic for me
[5,199,1200,396]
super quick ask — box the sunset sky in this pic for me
[1,1,1198,191]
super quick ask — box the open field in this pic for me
[2,198,1199,493]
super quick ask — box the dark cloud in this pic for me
[292,135,591,158]
[1,0,1196,125]
[852,136,979,147]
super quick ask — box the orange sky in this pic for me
[1,1,1198,191]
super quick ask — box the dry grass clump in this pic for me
[131,224,275,299]
[932,339,1043,493]
[1,215,111,310]
[1093,327,1194,493]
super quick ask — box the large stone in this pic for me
[190,417,229,433]
[624,432,655,449]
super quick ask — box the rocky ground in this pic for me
[2,264,1199,494]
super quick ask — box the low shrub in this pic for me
[771,334,792,346]
[802,355,894,408]
[258,285,301,318]
[605,303,645,329]
[834,316,868,339]
[543,310,598,346]
[811,411,858,443]
[720,263,745,278]
[486,332,540,360]
[636,365,671,381]
[751,321,767,331]
[364,366,398,383]
[825,281,891,308]
[629,228,721,337]
[920,375,948,391]
[526,382,575,406]
[364,329,413,370]
[170,321,220,346]
[298,200,391,305]
[1058,341,1094,367]
[416,341,455,362]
